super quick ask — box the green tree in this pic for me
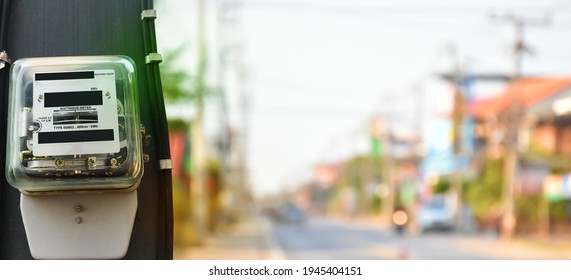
[160,46,192,101]
[330,154,385,214]
[160,47,193,132]
[465,158,503,220]
[432,179,450,194]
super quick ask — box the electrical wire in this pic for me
[141,0,170,161]
[140,0,173,260]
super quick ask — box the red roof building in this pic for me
[472,77,571,119]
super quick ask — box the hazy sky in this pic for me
[156,0,571,196]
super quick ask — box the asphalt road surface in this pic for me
[271,217,491,260]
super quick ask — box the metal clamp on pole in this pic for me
[145,53,162,64]
[0,50,10,70]
[141,9,157,21]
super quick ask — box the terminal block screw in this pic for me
[55,158,65,168]
[87,157,97,168]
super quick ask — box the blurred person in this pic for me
[393,205,409,235]
[392,205,409,259]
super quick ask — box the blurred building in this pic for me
[473,77,571,196]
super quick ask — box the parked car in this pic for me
[417,195,454,233]
[279,204,307,224]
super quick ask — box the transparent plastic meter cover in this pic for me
[6,56,143,192]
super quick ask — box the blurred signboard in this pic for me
[421,119,471,176]
[519,163,550,196]
[543,174,571,202]
[421,78,474,178]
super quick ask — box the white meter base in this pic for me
[20,191,137,259]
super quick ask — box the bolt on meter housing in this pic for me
[6,56,143,193]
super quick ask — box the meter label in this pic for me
[32,70,120,156]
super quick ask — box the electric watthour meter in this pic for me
[6,56,143,259]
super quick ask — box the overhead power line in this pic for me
[231,0,566,17]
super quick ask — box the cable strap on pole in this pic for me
[159,159,172,170]
[145,53,162,64]
[141,9,157,21]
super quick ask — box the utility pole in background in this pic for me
[191,0,208,244]
[440,64,514,233]
[215,0,230,207]
[410,83,424,231]
[434,43,468,231]
[449,43,466,231]
[217,0,251,218]
[414,83,424,145]
[491,12,550,241]
[381,94,395,225]
[237,60,252,216]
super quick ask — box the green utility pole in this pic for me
[0,0,173,259]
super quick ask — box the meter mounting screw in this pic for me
[75,205,84,224]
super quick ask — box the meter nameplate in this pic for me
[32,70,120,156]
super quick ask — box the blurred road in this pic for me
[175,214,571,260]
[273,217,490,260]
[174,216,278,260]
